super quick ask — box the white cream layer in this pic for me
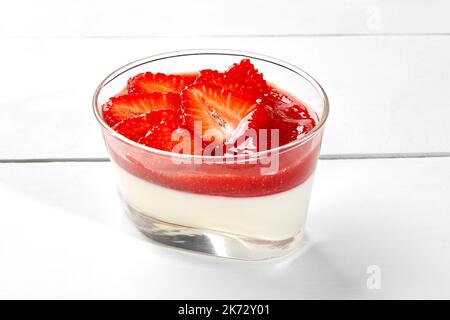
[115,164,314,241]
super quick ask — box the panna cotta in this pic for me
[93,51,328,259]
[115,163,315,241]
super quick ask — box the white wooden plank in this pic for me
[1,0,450,37]
[0,158,449,298]
[1,36,449,159]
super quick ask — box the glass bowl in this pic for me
[93,49,329,260]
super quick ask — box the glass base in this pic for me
[121,197,304,261]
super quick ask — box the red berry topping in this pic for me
[257,96,317,146]
[138,111,183,152]
[102,93,180,127]
[112,109,180,143]
[248,105,272,130]
[225,58,268,94]
[181,82,258,144]
[127,72,196,94]
[101,59,322,197]
[103,59,317,155]
[195,59,268,99]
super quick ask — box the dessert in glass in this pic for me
[93,50,329,260]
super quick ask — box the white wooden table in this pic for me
[1,0,450,299]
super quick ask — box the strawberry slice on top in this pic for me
[102,58,317,155]
[102,92,180,127]
[196,59,268,100]
[181,82,258,144]
[196,70,257,100]
[225,58,268,94]
[127,72,196,94]
[138,112,184,152]
[112,109,180,143]
[254,95,317,146]
[196,69,225,87]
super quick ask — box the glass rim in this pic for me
[92,49,329,160]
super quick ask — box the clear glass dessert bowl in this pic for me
[93,50,329,260]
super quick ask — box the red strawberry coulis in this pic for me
[102,59,321,197]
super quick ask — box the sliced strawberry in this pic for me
[138,112,183,152]
[197,71,259,99]
[242,90,317,148]
[102,92,180,127]
[197,69,223,85]
[127,72,196,94]
[112,109,180,143]
[270,118,312,146]
[225,58,268,94]
[181,82,258,143]
[229,105,274,152]
[248,105,272,131]
[196,59,268,100]
[263,88,296,105]
[112,113,154,142]
[257,97,317,146]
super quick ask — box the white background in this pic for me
[0,0,450,299]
